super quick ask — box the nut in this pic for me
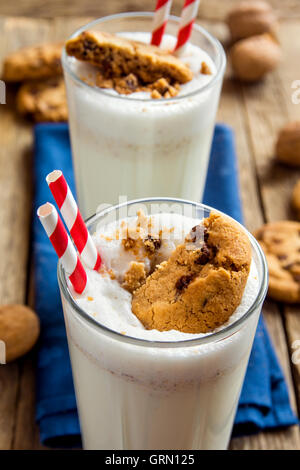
[229,33,281,82]
[276,121,300,166]
[292,179,300,219]
[226,0,278,42]
[0,305,40,362]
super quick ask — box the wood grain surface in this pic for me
[0,0,300,19]
[0,1,299,450]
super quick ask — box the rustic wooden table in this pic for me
[0,0,300,450]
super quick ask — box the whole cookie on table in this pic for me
[254,221,300,302]
[17,76,67,122]
[2,42,63,82]
[132,212,251,334]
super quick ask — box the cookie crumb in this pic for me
[143,235,162,255]
[122,261,147,293]
[200,61,212,75]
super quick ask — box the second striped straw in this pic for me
[46,170,101,271]
[174,0,201,56]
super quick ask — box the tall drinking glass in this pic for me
[62,14,226,218]
[58,198,268,450]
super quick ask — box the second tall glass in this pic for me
[58,198,268,450]
[62,13,226,218]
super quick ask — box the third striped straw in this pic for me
[46,170,101,271]
[151,0,173,47]
[174,0,201,56]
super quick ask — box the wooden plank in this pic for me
[275,20,300,416]
[0,362,19,449]
[234,19,300,449]
[0,16,53,450]
[202,19,300,450]
[0,0,299,20]
[0,17,19,450]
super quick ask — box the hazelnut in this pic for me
[229,33,281,82]
[292,179,300,219]
[0,305,40,362]
[276,121,300,166]
[226,1,278,42]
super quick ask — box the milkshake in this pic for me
[58,199,268,450]
[62,14,226,217]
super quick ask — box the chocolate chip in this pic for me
[175,275,193,292]
[47,78,59,88]
[284,262,296,270]
[230,263,239,272]
[195,245,210,265]
[126,77,138,90]
[277,254,287,260]
[195,244,217,265]
[83,40,97,51]
[187,225,206,244]
[144,235,161,254]
[29,87,39,96]
[293,274,300,283]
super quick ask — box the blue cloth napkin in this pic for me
[33,122,297,447]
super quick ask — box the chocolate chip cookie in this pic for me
[2,42,63,82]
[17,77,67,122]
[65,30,193,85]
[132,212,251,334]
[254,221,300,302]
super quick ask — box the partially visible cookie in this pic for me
[65,30,193,84]
[132,212,251,334]
[292,180,300,220]
[17,77,67,122]
[254,221,300,303]
[0,305,40,362]
[2,42,63,82]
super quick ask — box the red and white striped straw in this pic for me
[46,170,101,271]
[151,0,173,47]
[38,203,87,294]
[174,0,200,55]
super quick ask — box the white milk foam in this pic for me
[71,213,260,342]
